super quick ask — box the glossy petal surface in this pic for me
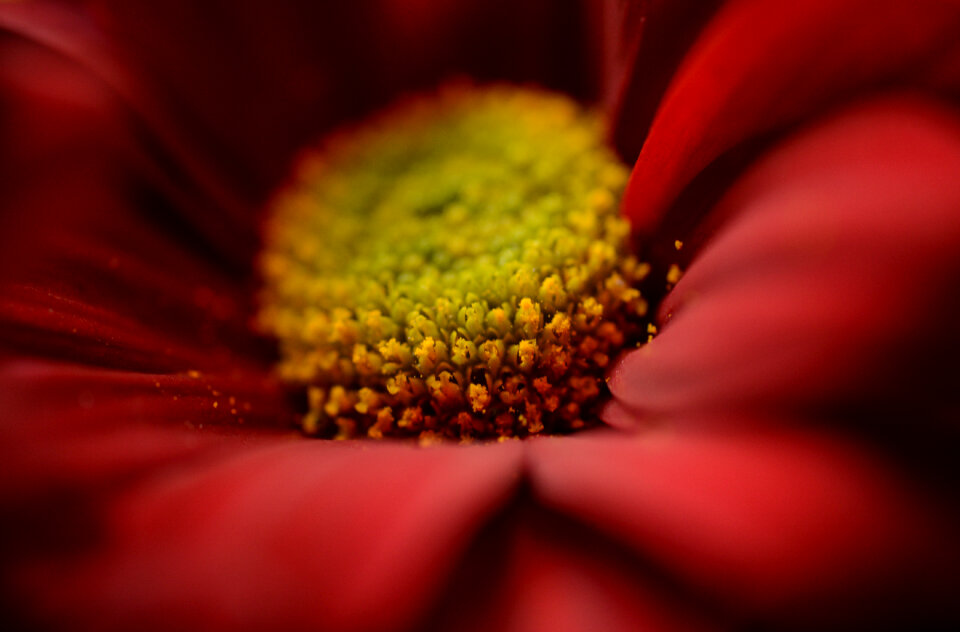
[440,511,718,632]
[529,427,960,627]
[623,0,960,235]
[9,437,522,631]
[612,96,960,426]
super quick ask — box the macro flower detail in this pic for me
[259,86,650,440]
[3,1,960,631]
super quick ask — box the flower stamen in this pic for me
[258,84,649,440]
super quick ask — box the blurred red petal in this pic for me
[611,96,960,426]
[605,0,722,162]
[9,438,523,631]
[1,359,290,445]
[0,1,258,265]
[441,512,718,632]
[0,199,270,372]
[71,0,604,200]
[528,426,960,627]
[622,0,960,236]
[0,357,295,572]
[0,28,274,371]
[1,0,611,272]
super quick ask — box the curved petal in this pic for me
[0,2,260,267]
[528,426,960,628]
[0,204,270,372]
[0,356,295,627]
[0,32,273,371]
[611,96,960,430]
[433,510,719,632]
[1,0,612,274]
[605,0,723,162]
[7,437,523,631]
[0,27,126,280]
[2,0,607,209]
[622,0,960,235]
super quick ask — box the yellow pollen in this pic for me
[258,84,650,440]
[666,263,683,285]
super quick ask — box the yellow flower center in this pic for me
[258,84,649,441]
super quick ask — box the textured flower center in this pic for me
[258,85,649,441]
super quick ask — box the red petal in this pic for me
[0,201,269,372]
[0,32,273,370]
[0,2,259,266]
[437,511,718,632]
[528,426,960,627]
[9,437,522,631]
[605,0,723,162]
[1,1,611,272]
[3,1,606,207]
[610,96,960,425]
[622,0,960,235]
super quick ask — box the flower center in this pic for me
[258,85,649,441]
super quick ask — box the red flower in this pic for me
[2,1,959,629]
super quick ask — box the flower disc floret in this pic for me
[259,85,649,440]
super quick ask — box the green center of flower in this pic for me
[258,85,649,441]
